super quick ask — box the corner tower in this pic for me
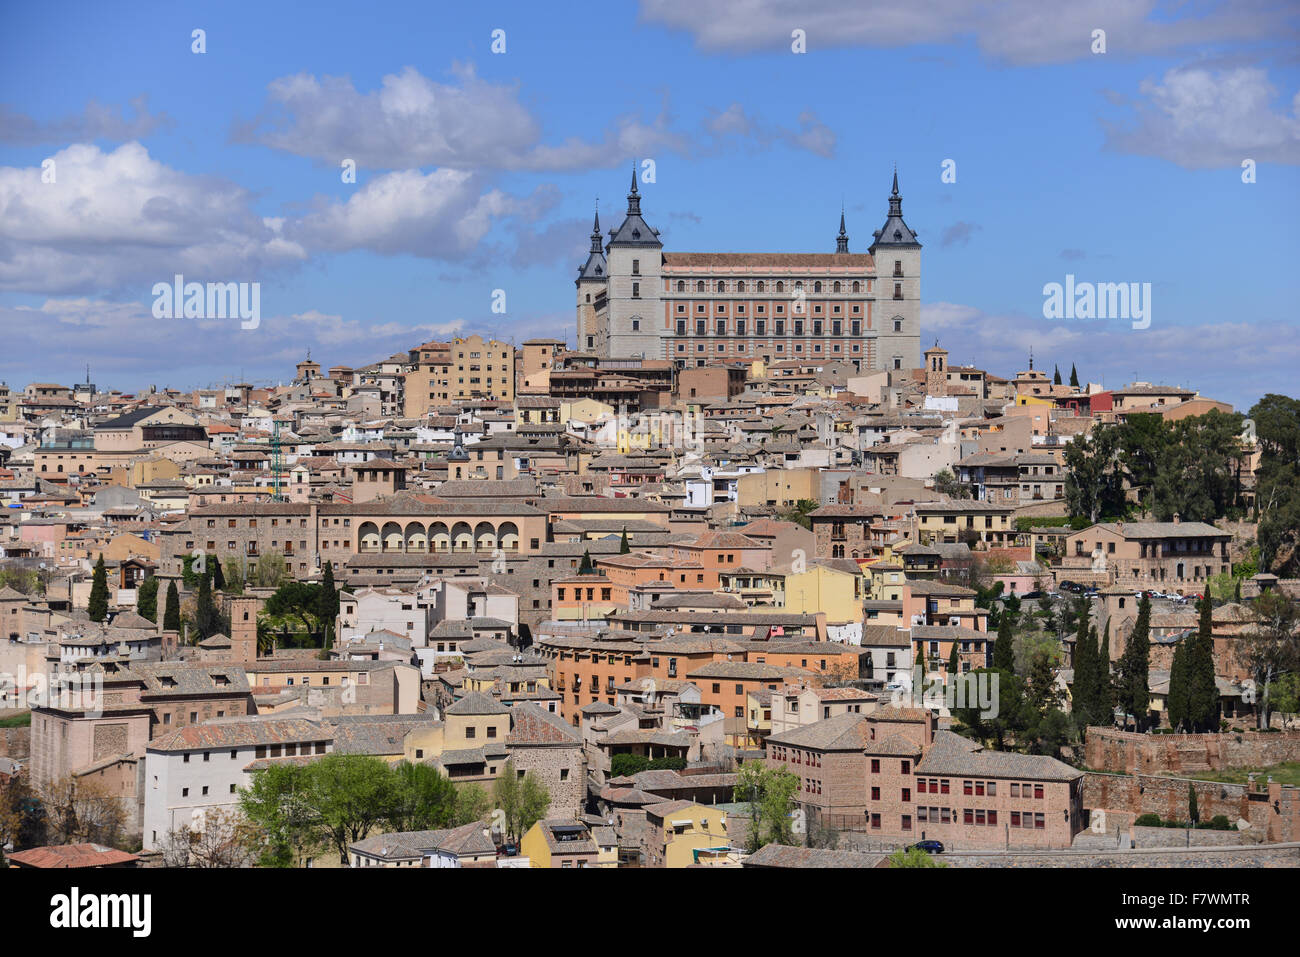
[575,207,607,353]
[870,169,922,372]
[604,167,664,359]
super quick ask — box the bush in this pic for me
[1134,813,1163,827]
[609,754,650,778]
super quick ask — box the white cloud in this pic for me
[237,64,832,170]
[638,0,1292,66]
[0,143,306,294]
[1104,66,1300,168]
[0,298,468,384]
[0,95,172,146]
[921,300,1300,410]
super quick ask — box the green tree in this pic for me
[1188,783,1199,826]
[163,580,181,632]
[947,640,959,679]
[221,558,246,596]
[578,549,594,574]
[734,762,799,852]
[932,468,969,500]
[1053,364,1062,385]
[992,612,1014,672]
[1064,427,1125,522]
[888,846,948,868]
[253,551,289,589]
[778,499,820,530]
[492,760,551,843]
[265,581,328,640]
[317,562,339,648]
[619,527,630,554]
[87,554,109,622]
[1238,589,1300,730]
[1116,593,1151,730]
[610,754,650,778]
[1071,602,1096,728]
[387,761,457,833]
[1167,639,1189,731]
[303,754,399,864]
[1187,597,1219,732]
[1116,413,1168,511]
[1069,363,1079,388]
[452,784,492,827]
[194,567,221,641]
[238,763,322,867]
[212,555,226,592]
[136,576,159,624]
[1251,394,1300,576]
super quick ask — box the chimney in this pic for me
[1172,513,1180,525]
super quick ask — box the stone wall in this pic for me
[1083,771,1300,843]
[0,721,30,760]
[1085,726,1300,775]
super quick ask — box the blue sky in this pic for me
[1,0,1297,410]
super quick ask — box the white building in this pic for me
[142,717,333,851]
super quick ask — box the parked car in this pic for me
[906,840,945,854]
[1021,590,1044,601]
[1058,580,1082,593]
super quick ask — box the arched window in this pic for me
[756,281,765,292]
[696,280,705,292]
[852,281,860,292]
[814,281,822,293]
[717,280,726,293]
[736,280,745,292]
[833,281,841,292]
[676,280,685,292]
[775,281,784,292]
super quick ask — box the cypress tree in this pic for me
[319,562,339,646]
[1071,600,1095,724]
[213,555,226,592]
[87,554,109,622]
[578,549,593,574]
[163,580,181,633]
[1188,783,1199,825]
[992,611,1014,672]
[947,640,959,679]
[137,575,159,624]
[1188,597,1219,731]
[195,568,219,640]
[1095,622,1115,727]
[1167,639,1189,731]
[619,527,630,554]
[1118,593,1151,730]
[1053,365,1062,385]
[1069,363,1079,388]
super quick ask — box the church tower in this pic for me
[870,169,922,373]
[575,207,607,354]
[604,167,664,359]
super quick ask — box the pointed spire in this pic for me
[626,163,642,216]
[888,167,902,218]
[590,202,603,253]
[835,206,849,254]
[892,165,899,196]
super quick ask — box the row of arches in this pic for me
[357,521,520,554]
